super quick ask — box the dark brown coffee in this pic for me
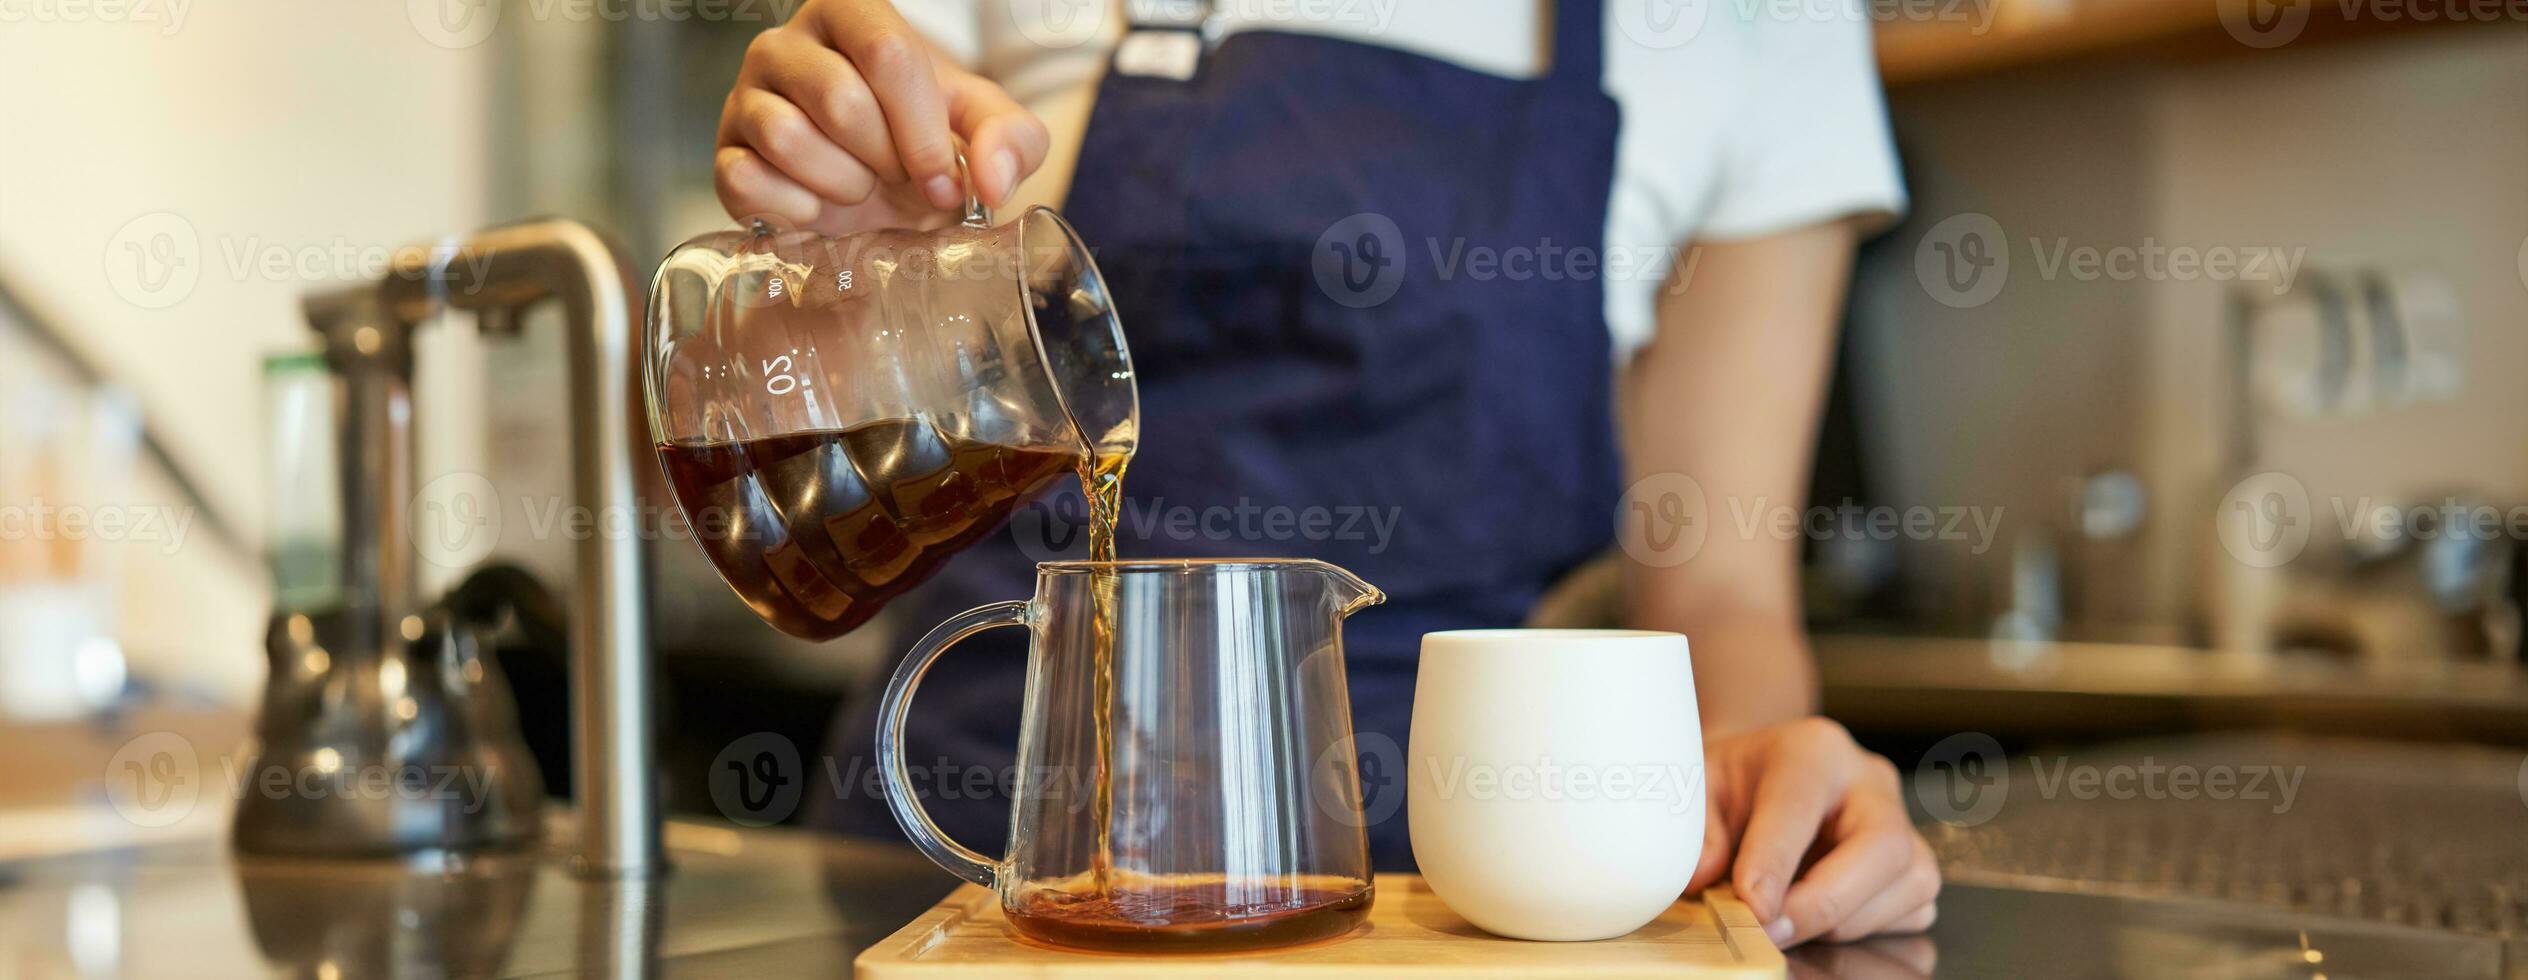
[1007,880,1373,953]
[656,418,1075,640]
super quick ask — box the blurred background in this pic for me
[2,0,2526,974]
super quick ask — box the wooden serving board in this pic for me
[855,875,1785,978]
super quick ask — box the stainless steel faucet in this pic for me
[371,219,663,878]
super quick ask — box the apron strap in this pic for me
[1114,0,1213,79]
[1548,0,1605,85]
[1116,1,1604,86]
[1122,0,1211,32]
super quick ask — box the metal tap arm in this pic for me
[379,219,660,878]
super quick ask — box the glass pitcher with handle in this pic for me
[880,558,1387,952]
[644,181,1134,640]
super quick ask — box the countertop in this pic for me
[1815,634,2528,741]
[0,816,2515,979]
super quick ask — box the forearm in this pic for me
[1617,219,1859,737]
[1630,603,1816,736]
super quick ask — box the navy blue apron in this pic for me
[818,0,1624,870]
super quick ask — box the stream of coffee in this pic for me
[1078,449,1127,893]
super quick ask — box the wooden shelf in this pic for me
[1875,0,2503,86]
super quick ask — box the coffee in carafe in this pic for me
[657,418,1078,640]
[644,205,1134,639]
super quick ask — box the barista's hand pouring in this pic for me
[716,0,1939,948]
[713,0,1043,233]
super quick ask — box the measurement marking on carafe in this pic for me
[762,354,800,396]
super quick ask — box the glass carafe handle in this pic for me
[876,599,1030,888]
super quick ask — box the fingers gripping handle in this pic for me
[877,599,1030,888]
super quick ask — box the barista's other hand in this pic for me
[1687,718,1940,947]
[716,0,1051,234]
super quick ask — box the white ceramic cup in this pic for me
[1408,629,1704,941]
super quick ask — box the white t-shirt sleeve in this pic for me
[1696,0,1908,240]
[893,0,983,67]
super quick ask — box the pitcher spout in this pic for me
[1316,562,1384,619]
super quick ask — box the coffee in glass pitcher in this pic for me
[644,206,1134,639]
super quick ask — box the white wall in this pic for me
[0,2,494,703]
